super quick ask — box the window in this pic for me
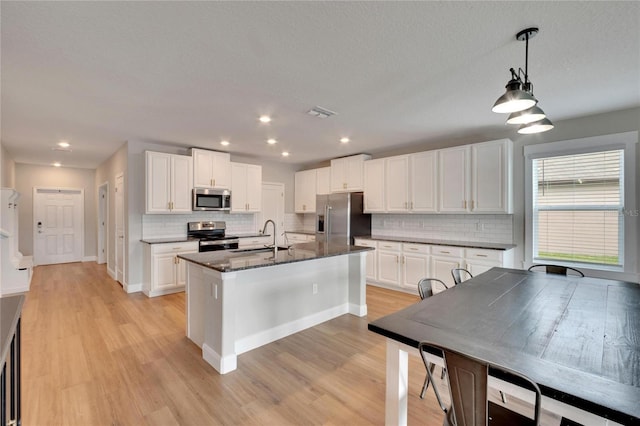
[524,132,637,276]
[532,150,623,267]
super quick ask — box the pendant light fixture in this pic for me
[493,27,553,134]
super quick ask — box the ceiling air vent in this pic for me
[52,147,72,152]
[307,106,337,118]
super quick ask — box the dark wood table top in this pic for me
[368,267,640,424]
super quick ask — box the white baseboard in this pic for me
[125,283,142,293]
[107,267,116,279]
[144,286,185,298]
[203,343,237,374]
[82,256,97,262]
[349,303,367,317]
[235,303,349,356]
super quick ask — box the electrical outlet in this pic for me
[312,283,318,294]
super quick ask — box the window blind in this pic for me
[532,149,623,266]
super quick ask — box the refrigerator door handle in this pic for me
[326,205,332,238]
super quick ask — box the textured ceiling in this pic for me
[2,1,639,168]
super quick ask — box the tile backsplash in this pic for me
[371,214,513,244]
[143,212,512,244]
[143,212,315,239]
[142,212,257,238]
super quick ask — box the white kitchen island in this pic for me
[178,242,372,374]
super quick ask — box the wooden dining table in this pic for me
[368,267,640,425]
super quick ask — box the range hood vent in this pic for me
[307,106,337,118]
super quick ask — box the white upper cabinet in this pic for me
[363,158,386,213]
[294,169,317,213]
[146,151,193,214]
[190,148,231,189]
[316,167,331,195]
[409,151,438,213]
[471,139,513,213]
[385,155,410,212]
[231,162,262,213]
[438,146,470,212]
[330,154,371,192]
[438,140,513,213]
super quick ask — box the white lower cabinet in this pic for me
[430,246,464,294]
[285,232,316,243]
[238,236,271,249]
[464,247,513,276]
[354,238,378,282]
[377,241,402,286]
[143,241,199,297]
[401,243,430,292]
[365,239,513,295]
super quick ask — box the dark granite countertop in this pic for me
[141,234,271,244]
[178,241,373,273]
[1,295,24,367]
[140,236,199,244]
[235,233,271,239]
[355,235,516,251]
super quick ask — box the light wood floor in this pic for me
[21,262,446,425]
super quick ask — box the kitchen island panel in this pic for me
[185,248,368,374]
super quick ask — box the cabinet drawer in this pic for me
[431,245,464,258]
[465,248,502,262]
[286,233,312,243]
[152,241,198,254]
[355,239,377,248]
[377,241,401,252]
[238,236,271,249]
[402,243,430,254]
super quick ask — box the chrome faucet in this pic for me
[262,219,278,255]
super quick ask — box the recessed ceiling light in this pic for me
[267,138,277,145]
[58,141,70,148]
[220,140,230,146]
[259,115,272,123]
[340,137,350,144]
[52,162,61,167]
[282,151,290,157]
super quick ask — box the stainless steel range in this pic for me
[187,221,239,252]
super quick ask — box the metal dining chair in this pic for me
[528,264,584,277]
[451,268,473,285]
[419,341,542,426]
[417,278,448,399]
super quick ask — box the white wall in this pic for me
[339,106,640,279]
[14,163,97,259]
[95,142,128,279]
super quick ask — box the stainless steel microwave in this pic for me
[192,188,231,211]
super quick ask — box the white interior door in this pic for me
[33,188,84,265]
[259,183,285,246]
[115,173,125,285]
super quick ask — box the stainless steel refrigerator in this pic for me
[316,192,371,244]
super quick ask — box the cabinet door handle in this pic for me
[441,251,450,254]
[212,178,216,187]
[476,254,488,258]
[396,255,399,263]
[463,200,467,209]
[173,247,182,250]
[409,248,418,251]
[402,256,405,264]
[471,200,474,210]
[410,201,414,209]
